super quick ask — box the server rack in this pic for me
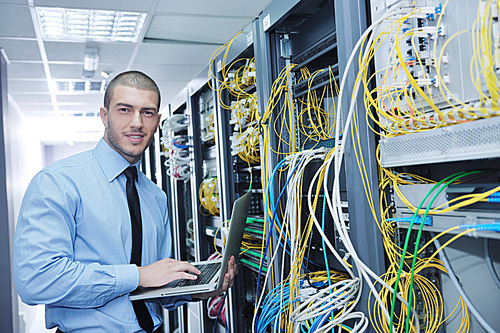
[252,0,388,331]
[251,0,381,330]
[368,0,500,332]
[161,0,500,332]
[161,87,190,333]
[165,67,229,333]
[211,21,265,333]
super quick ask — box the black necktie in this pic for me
[124,166,154,333]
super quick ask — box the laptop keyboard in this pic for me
[169,262,222,288]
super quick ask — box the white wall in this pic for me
[44,142,97,166]
[5,96,44,333]
[6,97,101,333]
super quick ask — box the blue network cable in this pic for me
[256,282,292,333]
[459,222,500,232]
[266,157,323,269]
[257,278,348,333]
[266,158,292,250]
[212,293,227,333]
[321,164,336,333]
[172,137,189,149]
[256,158,303,323]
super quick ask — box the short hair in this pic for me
[104,70,161,110]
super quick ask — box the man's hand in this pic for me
[138,258,200,288]
[191,256,239,301]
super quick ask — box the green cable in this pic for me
[241,258,267,272]
[404,170,481,333]
[230,217,266,224]
[388,171,468,332]
[247,217,265,223]
[245,227,264,235]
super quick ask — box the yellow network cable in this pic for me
[296,66,340,148]
[199,177,220,216]
[208,31,243,92]
[364,0,500,138]
[471,0,500,109]
[368,163,500,332]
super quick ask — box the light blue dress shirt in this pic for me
[14,139,189,332]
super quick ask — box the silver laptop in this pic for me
[129,191,252,301]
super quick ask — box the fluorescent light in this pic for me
[37,7,147,43]
[84,81,91,93]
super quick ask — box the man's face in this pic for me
[100,85,161,164]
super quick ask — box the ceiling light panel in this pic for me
[55,80,106,93]
[36,7,146,43]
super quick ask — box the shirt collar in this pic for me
[93,138,142,182]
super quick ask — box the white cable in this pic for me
[291,279,359,322]
[162,114,188,132]
[306,155,363,328]
[321,6,420,332]
[252,149,327,333]
[312,311,369,333]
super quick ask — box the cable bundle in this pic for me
[224,58,256,98]
[208,31,256,109]
[162,137,191,181]
[230,126,260,164]
[161,116,191,181]
[250,148,376,332]
[296,66,340,148]
[208,294,226,325]
[205,252,227,326]
[199,177,220,216]
[201,112,216,143]
[229,92,260,163]
[229,93,258,129]
[161,114,189,132]
[375,168,500,332]
[255,272,365,333]
[362,0,499,138]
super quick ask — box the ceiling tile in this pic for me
[49,63,128,79]
[57,104,100,113]
[7,63,46,79]
[17,104,56,113]
[44,41,136,64]
[134,43,216,66]
[45,41,86,62]
[0,0,29,4]
[0,39,41,61]
[8,79,50,93]
[130,64,201,82]
[155,0,271,17]
[9,92,53,103]
[49,64,86,79]
[57,93,103,104]
[33,0,154,12]
[0,4,36,38]
[155,79,189,100]
[98,43,136,64]
[146,14,249,44]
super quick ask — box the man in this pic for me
[13,71,237,332]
